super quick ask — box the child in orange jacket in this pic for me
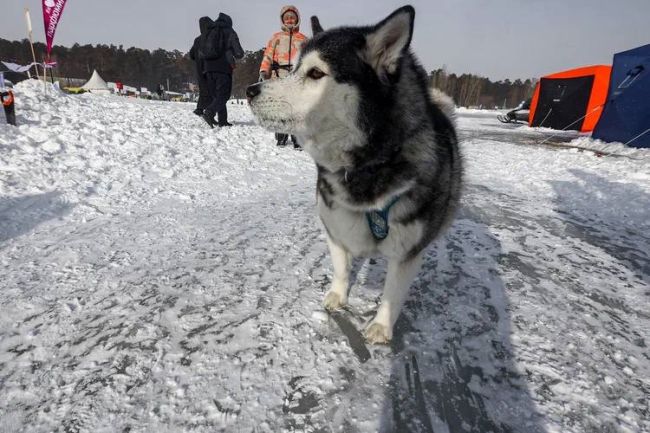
[260,5,307,80]
[259,5,307,147]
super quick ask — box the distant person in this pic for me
[156,83,165,99]
[200,12,244,128]
[189,16,213,116]
[259,5,307,148]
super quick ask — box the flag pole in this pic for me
[24,8,41,81]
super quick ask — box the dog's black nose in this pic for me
[246,83,262,100]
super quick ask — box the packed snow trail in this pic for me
[1,81,649,433]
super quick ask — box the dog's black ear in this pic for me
[311,16,324,35]
[364,6,415,80]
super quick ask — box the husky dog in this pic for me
[247,5,462,343]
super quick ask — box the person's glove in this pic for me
[259,72,268,82]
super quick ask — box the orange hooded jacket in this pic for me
[259,5,307,78]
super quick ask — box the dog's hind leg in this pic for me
[364,252,423,344]
[323,235,352,311]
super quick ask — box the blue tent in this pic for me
[592,44,650,148]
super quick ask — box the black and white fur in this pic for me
[247,6,462,344]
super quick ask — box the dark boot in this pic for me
[217,107,231,126]
[276,133,288,146]
[202,111,217,128]
[291,135,301,150]
[193,108,204,116]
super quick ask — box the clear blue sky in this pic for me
[2,0,649,80]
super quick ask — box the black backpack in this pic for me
[202,26,227,60]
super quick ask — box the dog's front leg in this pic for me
[364,253,423,344]
[323,235,351,311]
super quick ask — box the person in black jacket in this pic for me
[189,16,213,116]
[201,12,244,128]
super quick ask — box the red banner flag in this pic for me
[42,0,68,58]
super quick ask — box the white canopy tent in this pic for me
[81,70,111,94]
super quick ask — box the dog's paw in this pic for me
[323,291,347,311]
[363,321,392,344]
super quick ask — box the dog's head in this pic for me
[247,6,415,170]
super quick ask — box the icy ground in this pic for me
[1,81,649,433]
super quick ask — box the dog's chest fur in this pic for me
[316,169,424,259]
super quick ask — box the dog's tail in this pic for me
[430,87,456,125]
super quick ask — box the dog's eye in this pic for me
[306,68,326,80]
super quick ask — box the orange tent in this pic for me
[529,65,611,132]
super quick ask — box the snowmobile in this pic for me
[497,98,531,124]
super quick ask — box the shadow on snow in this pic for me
[0,191,74,244]
[379,196,547,433]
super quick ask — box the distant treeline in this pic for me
[1,38,535,107]
[1,38,194,91]
[430,68,537,109]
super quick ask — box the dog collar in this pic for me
[366,196,400,240]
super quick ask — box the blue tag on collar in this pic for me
[365,196,400,240]
[367,210,389,239]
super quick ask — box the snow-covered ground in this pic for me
[1,81,649,433]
